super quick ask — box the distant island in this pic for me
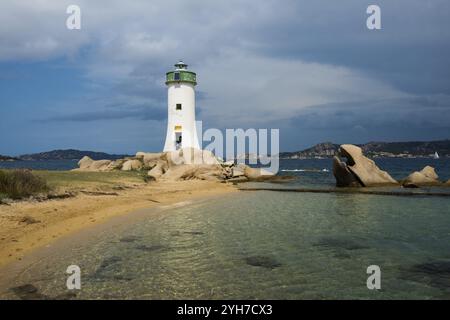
[0,155,20,162]
[15,149,131,161]
[1,140,450,162]
[280,140,450,159]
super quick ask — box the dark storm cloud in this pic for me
[245,0,450,94]
[289,95,450,130]
[275,95,450,150]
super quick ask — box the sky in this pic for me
[1,0,450,155]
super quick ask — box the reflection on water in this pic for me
[1,191,450,299]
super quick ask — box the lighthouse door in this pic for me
[175,132,182,150]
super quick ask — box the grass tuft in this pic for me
[0,169,49,200]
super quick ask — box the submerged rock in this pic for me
[98,256,121,269]
[10,284,48,300]
[53,292,78,300]
[401,259,450,290]
[313,237,370,251]
[411,260,450,275]
[119,236,140,243]
[91,256,122,280]
[135,244,167,252]
[245,255,282,269]
[402,166,441,187]
[332,144,398,187]
[333,252,352,259]
[183,231,205,235]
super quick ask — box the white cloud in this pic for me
[196,51,408,127]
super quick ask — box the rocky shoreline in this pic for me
[333,144,450,188]
[0,155,19,162]
[74,147,283,183]
[73,145,450,187]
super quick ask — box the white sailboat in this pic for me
[433,152,440,159]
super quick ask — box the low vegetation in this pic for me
[0,169,147,202]
[33,170,147,191]
[0,169,49,200]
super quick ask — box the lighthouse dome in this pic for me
[166,60,197,86]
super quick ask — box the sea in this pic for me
[1,158,450,299]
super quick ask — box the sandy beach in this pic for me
[0,176,237,268]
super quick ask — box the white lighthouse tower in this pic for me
[163,61,201,152]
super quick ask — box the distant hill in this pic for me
[280,140,450,159]
[0,155,20,161]
[18,149,131,161]
[279,142,339,159]
[360,140,450,156]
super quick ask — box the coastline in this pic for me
[0,179,237,268]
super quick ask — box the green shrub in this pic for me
[0,170,49,199]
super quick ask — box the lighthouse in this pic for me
[163,61,201,152]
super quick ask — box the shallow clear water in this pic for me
[2,189,450,299]
[1,157,450,299]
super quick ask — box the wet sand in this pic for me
[0,180,237,268]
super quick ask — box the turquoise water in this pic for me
[1,158,450,299]
[1,190,450,299]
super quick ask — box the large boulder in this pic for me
[78,156,94,170]
[89,160,112,171]
[136,152,164,168]
[147,160,168,180]
[332,156,362,187]
[333,144,398,187]
[75,156,111,171]
[105,159,127,171]
[163,148,220,167]
[185,165,226,181]
[402,166,441,187]
[420,166,439,180]
[161,164,225,181]
[121,159,143,171]
[243,165,275,180]
[232,164,245,178]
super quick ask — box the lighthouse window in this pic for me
[174,72,180,80]
[176,103,182,110]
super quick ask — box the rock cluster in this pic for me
[74,147,275,182]
[333,144,448,188]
